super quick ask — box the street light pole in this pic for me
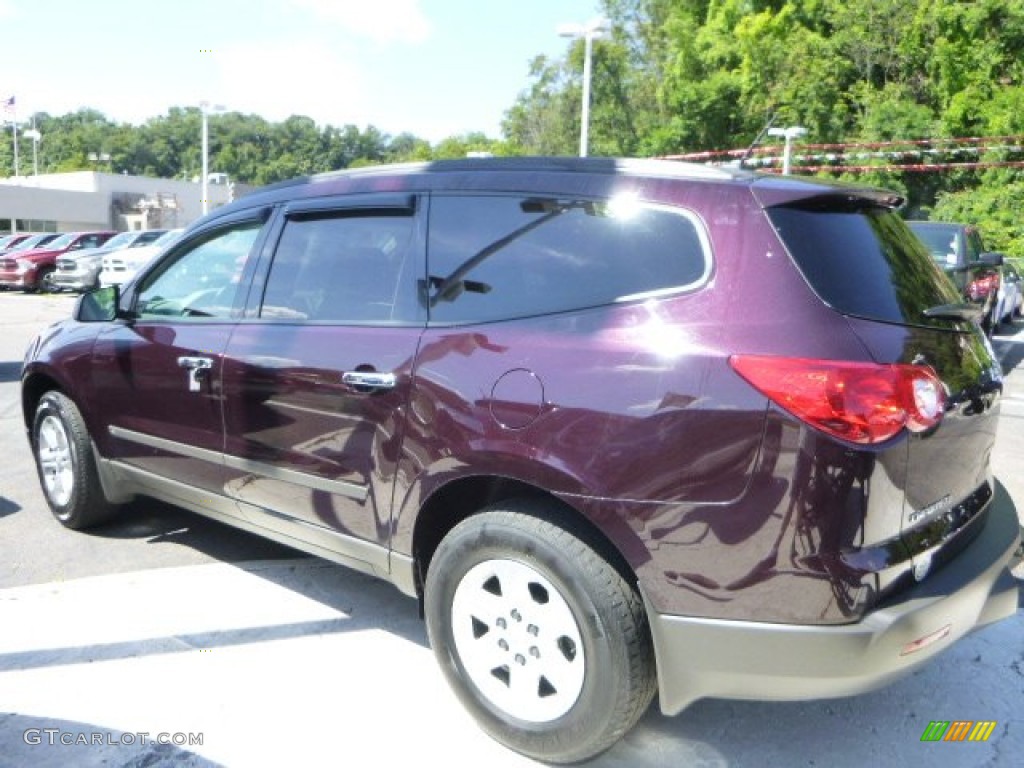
[199,101,225,216]
[767,125,807,175]
[558,17,610,158]
[11,120,19,178]
[580,30,596,158]
[23,127,41,177]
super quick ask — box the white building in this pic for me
[0,171,241,234]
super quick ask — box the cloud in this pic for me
[291,0,431,43]
[213,41,368,126]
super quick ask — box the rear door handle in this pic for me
[178,356,214,392]
[342,371,397,391]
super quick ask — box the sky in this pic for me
[0,0,600,142]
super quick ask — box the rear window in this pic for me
[766,201,962,328]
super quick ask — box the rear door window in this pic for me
[766,201,962,328]
[426,194,710,324]
[258,208,420,325]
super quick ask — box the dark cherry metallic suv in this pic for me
[21,158,1022,762]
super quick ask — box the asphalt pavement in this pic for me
[0,293,1021,767]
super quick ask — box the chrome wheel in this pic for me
[450,558,585,723]
[37,413,75,507]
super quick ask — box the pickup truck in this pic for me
[907,220,1006,335]
[0,230,115,292]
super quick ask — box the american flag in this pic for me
[1,96,14,117]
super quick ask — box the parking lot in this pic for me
[1,292,1021,767]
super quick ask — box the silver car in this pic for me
[50,230,168,292]
[100,228,184,287]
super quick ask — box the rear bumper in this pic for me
[648,484,1021,715]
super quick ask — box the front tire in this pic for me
[30,268,56,294]
[424,502,656,763]
[32,391,118,529]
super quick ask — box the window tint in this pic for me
[767,204,962,328]
[965,230,984,260]
[77,234,108,249]
[427,195,709,324]
[134,230,166,246]
[136,223,262,319]
[260,212,417,324]
[909,223,960,267]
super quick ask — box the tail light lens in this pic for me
[729,355,946,445]
[967,274,997,299]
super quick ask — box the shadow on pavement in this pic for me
[83,499,305,565]
[994,318,1024,375]
[0,360,21,384]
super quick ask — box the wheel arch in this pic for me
[410,475,639,608]
[21,370,64,433]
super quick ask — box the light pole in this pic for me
[767,125,807,175]
[23,127,40,178]
[199,101,225,216]
[557,17,610,157]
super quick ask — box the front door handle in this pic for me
[342,371,397,391]
[178,356,214,392]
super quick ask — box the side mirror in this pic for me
[75,284,122,322]
[979,252,1004,267]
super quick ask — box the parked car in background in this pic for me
[3,233,60,254]
[999,262,1022,320]
[22,159,1021,763]
[100,228,184,287]
[0,231,115,292]
[49,229,168,293]
[0,233,37,253]
[906,220,1006,335]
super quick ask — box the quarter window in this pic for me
[426,195,709,324]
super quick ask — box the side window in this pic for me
[427,195,710,324]
[259,212,418,324]
[965,231,982,262]
[136,230,164,246]
[136,222,262,319]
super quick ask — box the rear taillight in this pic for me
[729,355,946,445]
[967,275,998,299]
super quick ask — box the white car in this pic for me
[1000,262,1022,321]
[100,228,184,287]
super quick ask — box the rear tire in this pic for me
[424,501,656,763]
[32,391,118,529]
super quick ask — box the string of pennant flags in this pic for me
[665,134,1024,174]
